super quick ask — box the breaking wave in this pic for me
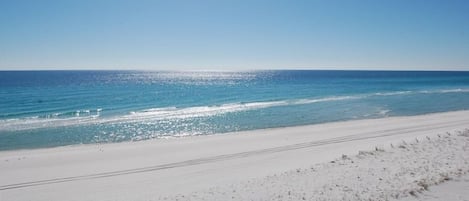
[1,88,468,132]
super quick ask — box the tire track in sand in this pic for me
[1,119,468,190]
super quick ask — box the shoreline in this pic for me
[1,109,467,153]
[1,110,469,200]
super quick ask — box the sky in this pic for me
[0,0,468,71]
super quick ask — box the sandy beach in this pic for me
[3,0,469,200]
[1,110,469,201]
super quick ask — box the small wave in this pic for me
[378,109,391,116]
[421,88,469,94]
[374,91,413,96]
[292,96,361,105]
[1,88,468,132]
[123,97,370,122]
[0,108,103,131]
[0,97,352,131]
[36,109,103,119]
[124,101,289,121]
[373,88,469,97]
[0,115,99,131]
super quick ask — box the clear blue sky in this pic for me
[1,0,468,70]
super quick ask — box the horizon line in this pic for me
[0,68,469,72]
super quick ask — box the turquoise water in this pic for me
[1,70,469,150]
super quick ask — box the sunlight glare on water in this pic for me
[1,70,469,150]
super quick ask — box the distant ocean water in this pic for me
[1,70,469,150]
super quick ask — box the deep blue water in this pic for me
[1,70,469,150]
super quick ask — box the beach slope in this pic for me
[1,111,469,201]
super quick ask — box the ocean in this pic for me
[1,70,469,150]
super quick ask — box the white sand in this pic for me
[169,129,469,201]
[1,110,469,201]
[400,174,469,201]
